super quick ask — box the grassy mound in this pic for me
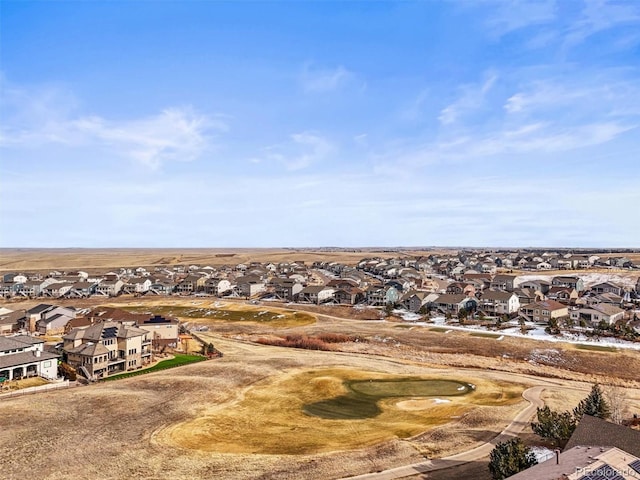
[162,368,524,454]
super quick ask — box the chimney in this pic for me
[35,349,41,357]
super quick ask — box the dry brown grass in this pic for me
[1,298,640,480]
[159,367,523,455]
[0,247,443,272]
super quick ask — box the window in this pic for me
[43,361,52,368]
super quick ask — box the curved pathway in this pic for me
[339,385,545,480]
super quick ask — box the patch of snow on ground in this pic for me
[515,273,637,289]
[393,309,423,322]
[528,348,563,365]
[407,321,640,350]
[497,335,504,341]
[432,398,451,404]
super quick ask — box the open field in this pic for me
[115,299,317,328]
[161,366,524,455]
[0,248,446,272]
[2,295,640,479]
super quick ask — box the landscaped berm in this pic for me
[158,368,525,455]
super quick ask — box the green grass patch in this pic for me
[469,332,501,338]
[119,305,315,327]
[429,327,449,332]
[102,354,206,381]
[575,344,618,352]
[304,378,473,419]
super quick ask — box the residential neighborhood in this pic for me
[1,250,639,354]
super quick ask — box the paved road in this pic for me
[340,386,546,480]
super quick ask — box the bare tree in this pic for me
[605,385,628,425]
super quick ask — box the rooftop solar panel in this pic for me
[579,464,625,480]
[629,459,640,474]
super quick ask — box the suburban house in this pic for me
[175,275,206,294]
[570,304,625,326]
[518,280,551,295]
[334,287,365,305]
[296,286,335,304]
[366,285,401,306]
[400,291,429,313]
[506,446,639,480]
[204,278,232,296]
[479,290,520,315]
[590,282,625,296]
[490,274,518,292]
[0,335,59,381]
[271,278,303,300]
[432,294,478,314]
[36,306,77,335]
[16,280,46,297]
[519,300,568,322]
[66,282,97,298]
[546,286,579,304]
[148,280,175,295]
[63,322,153,380]
[552,276,585,292]
[42,282,73,298]
[236,275,266,298]
[0,310,27,335]
[94,279,124,296]
[122,278,152,294]
[136,315,180,348]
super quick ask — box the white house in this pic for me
[0,335,59,381]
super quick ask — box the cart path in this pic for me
[339,385,545,480]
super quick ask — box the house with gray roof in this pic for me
[0,335,59,381]
[63,321,152,380]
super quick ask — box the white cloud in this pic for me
[263,131,334,171]
[483,0,557,36]
[300,64,353,93]
[564,0,640,48]
[438,73,498,125]
[0,82,226,169]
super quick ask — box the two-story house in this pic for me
[63,322,152,380]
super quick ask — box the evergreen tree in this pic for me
[574,383,611,419]
[488,438,537,480]
[531,406,577,446]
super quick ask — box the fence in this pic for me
[0,379,72,399]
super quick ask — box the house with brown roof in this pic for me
[0,310,27,335]
[490,274,518,292]
[296,286,335,304]
[507,446,640,480]
[552,275,585,292]
[547,286,579,305]
[564,415,640,458]
[479,290,520,315]
[334,287,365,305]
[570,304,625,326]
[432,294,478,314]
[519,299,568,322]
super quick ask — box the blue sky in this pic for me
[1,0,639,248]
